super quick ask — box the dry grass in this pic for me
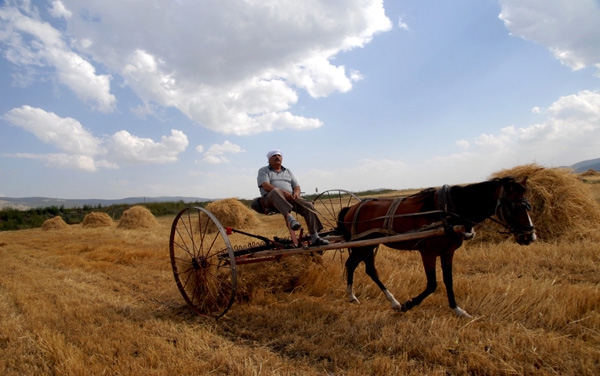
[117,205,158,229]
[1,171,600,375]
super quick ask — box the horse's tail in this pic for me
[337,207,351,241]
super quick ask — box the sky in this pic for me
[1,0,599,200]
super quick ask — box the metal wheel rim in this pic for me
[169,206,237,319]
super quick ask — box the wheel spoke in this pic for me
[169,207,237,318]
[313,189,362,230]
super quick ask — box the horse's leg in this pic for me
[401,252,437,312]
[345,249,363,304]
[440,251,473,319]
[363,246,402,310]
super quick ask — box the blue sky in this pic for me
[1,0,599,200]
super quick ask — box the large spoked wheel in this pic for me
[169,206,236,319]
[312,189,362,230]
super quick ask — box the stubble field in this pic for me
[1,168,599,375]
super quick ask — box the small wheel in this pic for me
[169,206,236,318]
[312,189,362,230]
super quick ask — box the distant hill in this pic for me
[570,158,600,173]
[0,196,210,210]
[2,157,598,211]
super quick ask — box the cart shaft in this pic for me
[239,225,465,260]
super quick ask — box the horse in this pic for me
[336,177,536,318]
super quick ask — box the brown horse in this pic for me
[337,177,536,318]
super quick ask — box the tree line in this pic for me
[0,200,209,231]
[0,189,395,232]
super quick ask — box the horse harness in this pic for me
[438,183,534,238]
[348,190,448,241]
[346,185,474,241]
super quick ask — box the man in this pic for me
[257,149,329,246]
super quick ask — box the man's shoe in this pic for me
[311,237,329,246]
[289,220,301,231]
[287,215,301,231]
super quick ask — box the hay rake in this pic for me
[169,189,464,318]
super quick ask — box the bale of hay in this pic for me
[82,212,113,228]
[117,205,158,229]
[487,163,600,241]
[204,198,258,231]
[41,216,69,231]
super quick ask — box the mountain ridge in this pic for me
[2,159,599,211]
[0,196,210,210]
[570,157,600,172]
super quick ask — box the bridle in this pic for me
[437,184,535,238]
[491,186,535,237]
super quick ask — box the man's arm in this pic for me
[261,182,296,202]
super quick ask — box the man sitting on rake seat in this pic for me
[257,149,329,246]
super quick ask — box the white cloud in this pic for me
[468,90,600,166]
[7,153,99,172]
[199,141,244,165]
[53,0,391,135]
[499,0,600,76]
[456,139,469,149]
[109,129,189,165]
[3,106,189,169]
[398,17,410,31]
[303,90,600,194]
[49,1,72,19]
[3,105,103,156]
[0,2,116,111]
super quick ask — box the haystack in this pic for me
[117,205,158,229]
[204,198,258,231]
[488,163,600,241]
[41,216,69,231]
[579,169,599,177]
[82,212,113,228]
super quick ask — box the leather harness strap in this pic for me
[350,198,404,241]
[382,197,405,231]
[350,199,373,239]
[436,184,453,213]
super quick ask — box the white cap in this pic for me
[267,149,282,159]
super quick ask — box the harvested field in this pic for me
[1,166,599,375]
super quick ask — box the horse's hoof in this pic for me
[453,306,473,319]
[349,298,360,304]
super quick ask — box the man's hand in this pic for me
[285,191,296,202]
[291,186,301,201]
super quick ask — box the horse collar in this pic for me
[436,185,454,213]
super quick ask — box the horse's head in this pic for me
[495,177,537,245]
